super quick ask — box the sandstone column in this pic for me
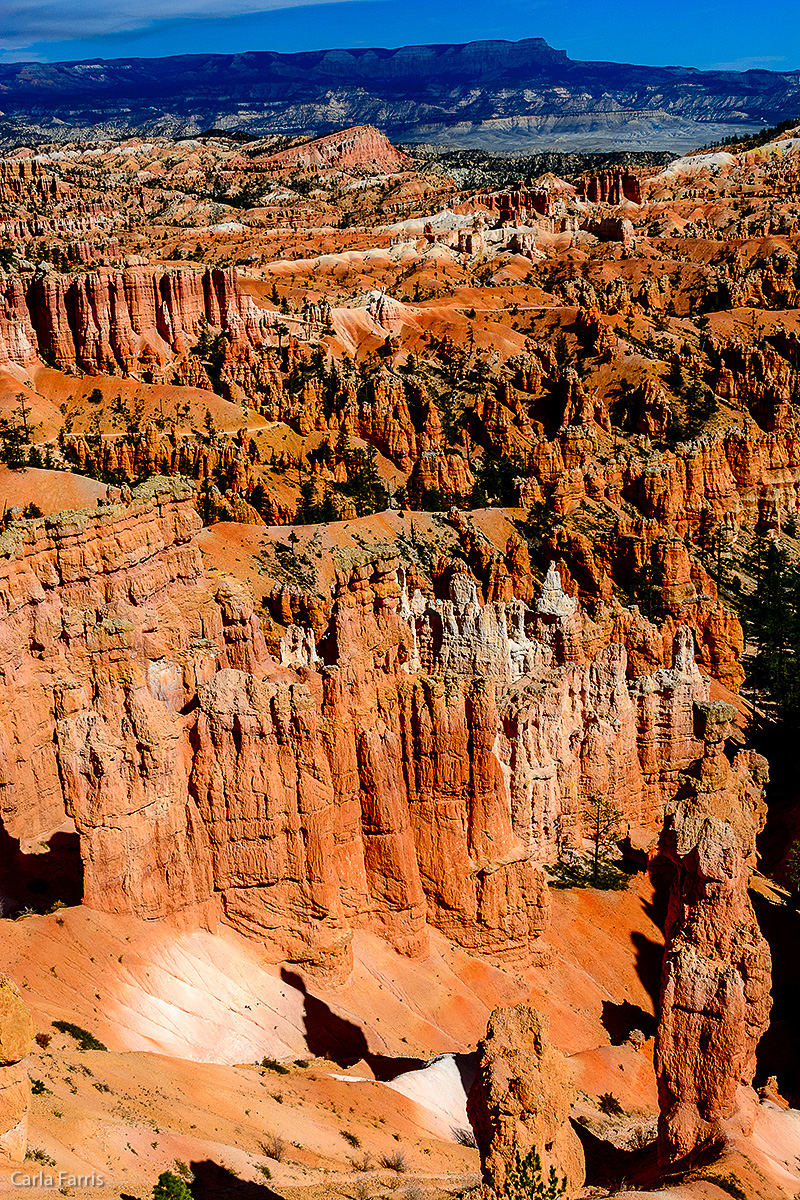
[655,701,772,1162]
[467,1004,585,1194]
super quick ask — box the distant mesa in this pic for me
[1,37,799,151]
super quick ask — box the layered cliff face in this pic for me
[0,477,214,845]
[655,701,772,1163]
[0,482,717,984]
[519,414,800,544]
[0,264,275,374]
[579,170,642,205]
[0,159,67,205]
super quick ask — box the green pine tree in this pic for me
[152,1171,192,1200]
[495,1147,568,1200]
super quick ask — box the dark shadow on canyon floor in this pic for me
[280,968,425,1079]
[190,1161,283,1200]
[573,1119,650,1190]
[574,1119,722,1193]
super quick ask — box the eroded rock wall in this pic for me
[0,484,721,985]
[0,264,274,374]
[0,476,214,845]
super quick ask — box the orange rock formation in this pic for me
[468,1004,585,1193]
[655,701,772,1162]
[0,977,33,1163]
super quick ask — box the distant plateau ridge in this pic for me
[1,36,799,151]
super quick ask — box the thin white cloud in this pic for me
[0,48,48,60]
[1,0,360,51]
[708,54,787,71]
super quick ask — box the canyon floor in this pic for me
[1,119,800,1200]
[6,877,799,1200]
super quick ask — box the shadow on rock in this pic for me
[631,931,664,1014]
[601,999,657,1045]
[641,852,672,935]
[0,824,83,916]
[454,1050,478,1096]
[573,1119,651,1191]
[280,968,425,1079]
[752,893,800,1105]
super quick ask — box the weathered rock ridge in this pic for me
[251,125,411,174]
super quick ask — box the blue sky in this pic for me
[2,0,799,73]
